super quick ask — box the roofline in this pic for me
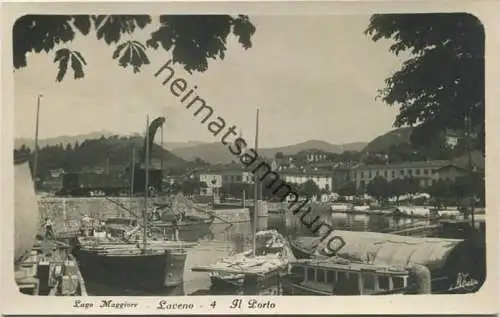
[352,161,449,170]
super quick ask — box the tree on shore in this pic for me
[365,13,485,156]
[366,176,391,203]
[337,181,357,197]
[295,180,321,199]
[14,15,256,81]
[427,180,452,209]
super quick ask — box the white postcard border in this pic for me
[1,1,499,314]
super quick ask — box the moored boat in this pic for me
[72,115,196,292]
[74,243,188,290]
[16,240,87,296]
[204,230,295,289]
[14,161,87,296]
[288,230,485,292]
[288,235,318,259]
[149,214,215,242]
[281,257,429,295]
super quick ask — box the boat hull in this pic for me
[150,218,214,242]
[288,236,315,259]
[210,274,243,287]
[74,248,187,291]
[281,281,331,296]
[210,274,283,295]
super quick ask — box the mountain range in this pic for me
[15,133,368,164]
[362,127,413,153]
[167,140,367,163]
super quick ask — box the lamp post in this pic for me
[33,94,43,188]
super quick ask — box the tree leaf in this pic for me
[73,15,91,35]
[70,53,85,79]
[112,41,129,59]
[92,15,108,29]
[132,40,147,51]
[118,44,132,67]
[15,15,256,79]
[232,15,256,50]
[72,51,87,66]
[134,15,152,28]
[135,44,150,65]
[54,49,70,82]
[54,48,71,63]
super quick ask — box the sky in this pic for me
[14,15,408,148]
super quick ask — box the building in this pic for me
[332,167,352,192]
[281,170,333,191]
[60,171,130,196]
[295,149,328,163]
[48,168,65,178]
[198,173,222,195]
[445,135,459,149]
[350,161,449,189]
[221,170,255,185]
[436,164,470,182]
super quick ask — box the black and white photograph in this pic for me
[2,3,497,314]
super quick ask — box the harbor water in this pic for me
[37,197,430,296]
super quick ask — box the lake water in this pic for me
[79,211,427,296]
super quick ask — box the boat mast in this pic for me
[129,147,136,225]
[130,147,136,196]
[465,112,475,227]
[252,109,260,257]
[160,124,164,191]
[32,94,43,187]
[143,115,150,252]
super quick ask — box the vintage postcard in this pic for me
[1,0,498,315]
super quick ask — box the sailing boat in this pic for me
[73,116,196,291]
[102,117,216,242]
[192,110,295,291]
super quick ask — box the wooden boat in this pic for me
[89,212,214,243]
[149,195,217,242]
[74,241,190,290]
[281,257,433,295]
[288,235,318,259]
[16,240,87,296]
[100,193,217,243]
[205,230,295,288]
[149,214,215,242]
[72,116,195,292]
[288,230,484,292]
[14,161,87,296]
[192,230,292,295]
